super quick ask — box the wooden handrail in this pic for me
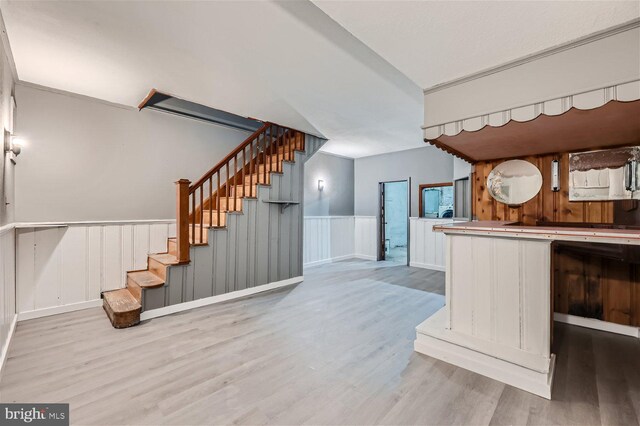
[175,121,305,264]
[189,122,271,192]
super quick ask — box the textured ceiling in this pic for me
[313,1,640,89]
[2,1,638,158]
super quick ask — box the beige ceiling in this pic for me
[313,1,640,90]
[2,0,638,158]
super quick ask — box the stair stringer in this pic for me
[141,134,327,312]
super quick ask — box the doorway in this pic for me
[378,180,409,265]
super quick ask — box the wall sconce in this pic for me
[551,159,559,192]
[317,179,324,191]
[9,137,23,156]
[4,130,23,163]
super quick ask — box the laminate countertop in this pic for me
[433,221,640,245]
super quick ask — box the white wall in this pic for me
[14,83,250,222]
[409,218,450,271]
[303,216,447,270]
[303,216,355,266]
[354,146,454,217]
[453,157,472,181]
[424,26,640,127]
[15,221,175,319]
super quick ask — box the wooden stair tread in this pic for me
[128,270,164,289]
[103,289,141,313]
[148,253,179,265]
[103,289,141,328]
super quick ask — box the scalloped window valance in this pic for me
[423,80,640,140]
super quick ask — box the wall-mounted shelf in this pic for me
[262,200,300,211]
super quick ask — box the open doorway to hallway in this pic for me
[378,180,409,265]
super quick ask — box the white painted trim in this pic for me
[303,216,356,219]
[423,18,640,95]
[0,314,17,378]
[314,149,355,160]
[15,219,175,228]
[409,262,445,272]
[414,336,555,400]
[16,81,136,110]
[352,254,376,261]
[17,299,103,321]
[304,254,357,268]
[140,276,303,321]
[554,313,640,339]
[0,223,15,236]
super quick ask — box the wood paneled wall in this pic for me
[472,152,638,328]
[553,245,640,327]
[472,153,613,225]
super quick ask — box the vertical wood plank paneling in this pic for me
[472,237,493,339]
[133,224,151,270]
[86,226,102,300]
[450,235,474,335]
[215,229,229,293]
[302,217,358,266]
[246,200,257,288]
[0,228,16,366]
[603,259,633,325]
[226,214,238,291]
[193,238,213,300]
[473,153,615,225]
[16,229,35,314]
[235,211,249,292]
[407,218,449,271]
[102,226,122,291]
[15,221,176,314]
[521,241,551,355]
[494,239,521,348]
[121,225,134,280]
[149,224,169,254]
[59,227,87,305]
[34,228,63,310]
[448,234,551,359]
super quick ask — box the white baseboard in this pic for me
[353,254,376,261]
[304,255,356,268]
[0,314,18,378]
[554,313,640,338]
[409,262,446,272]
[141,276,304,321]
[18,299,103,321]
[414,335,555,400]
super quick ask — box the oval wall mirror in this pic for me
[487,160,543,206]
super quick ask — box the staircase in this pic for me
[101,122,323,328]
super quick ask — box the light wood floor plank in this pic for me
[1,260,638,425]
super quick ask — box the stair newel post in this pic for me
[175,179,191,264]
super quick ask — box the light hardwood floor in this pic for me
[1,259,639,425]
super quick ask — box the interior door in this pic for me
[378,182,386,261]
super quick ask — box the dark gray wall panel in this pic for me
[147,133,326,310]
